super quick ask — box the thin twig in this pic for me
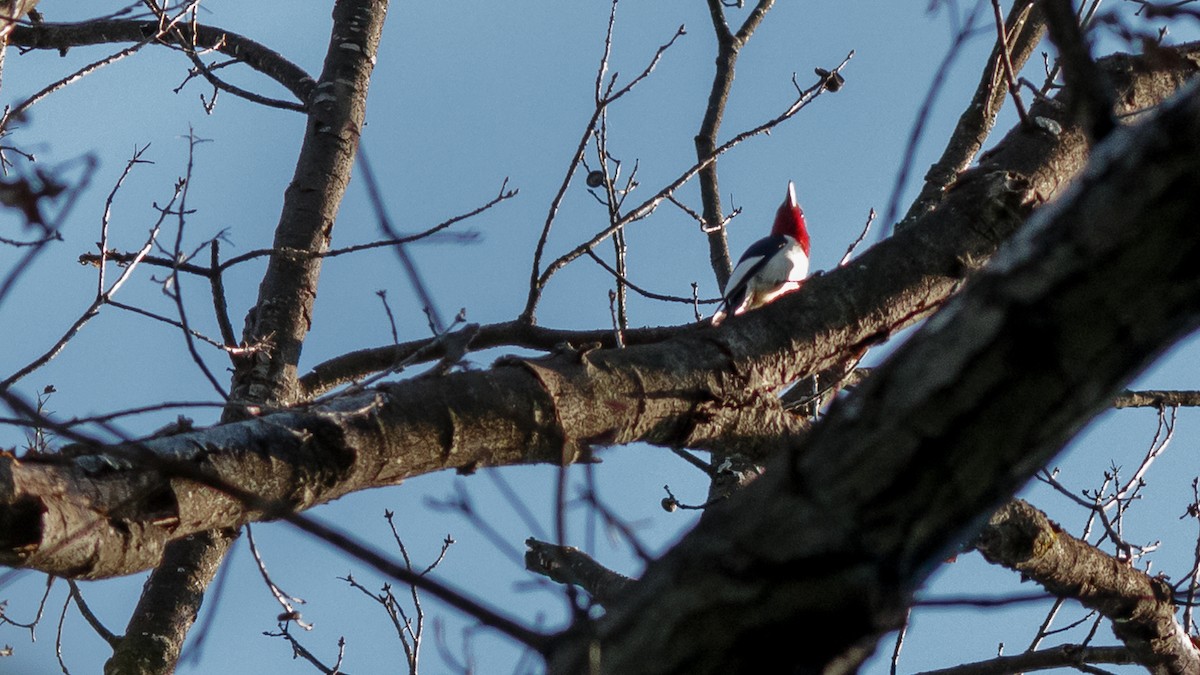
[1,158,154,389]
[990,0,1031,126]
[484,471,549,542]
[53,590,71,675]
[377,290,400,345]
[425,483,529,566]
[915,645,1134,675]
[83,226,485,276]
[1026,597,1065,651]
[554,451,583,617]
[0,574,54,640]
[1183,478,1200,634]
[108,300,235,350]
[263,624,341,674]
[246,524,311,630]
[839,208,876,266]
[0,156,97,312]
[10,16,316,104]
[165,130,229,400]
[523,9,688,322]
[882,3,985,235]
[150,2,306,112]
[0,400,225,433]
[537,52,853,299]
[67,580,119,648]
[357,146,447,335]
[209,239,239,349]
[695,0,777,290]
[890,608,910,675]
[575,484,654,563]
[0,2,205,134]
[1041,0,1116,141]
[585,249,710,304]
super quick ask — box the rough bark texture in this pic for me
[232,0,386,407]
[0,47,1195,582]
[101,2,388,672]
[544,75,1200,675]
[0,15,1198,674]
[102,528,239,675]
[977,501,1199,675]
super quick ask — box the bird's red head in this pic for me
[770,181,810,255]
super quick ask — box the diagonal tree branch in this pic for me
[103,2,389,673]
[230,0,386,408]
[545,67,1200,675]
[904,1,1046,223]
[977,500,1199,673]
[525,538,634,606]
[0,45,1194,583]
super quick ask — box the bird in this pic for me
[710,181,811,326]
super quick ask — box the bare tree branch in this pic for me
[1040,0,1117,141]
[904,2,1046,223]
[916,644,1135,674]
[696,0,775,289]
[10,18,315,105]
[1115,389,1200,408]
[0,43,1192,583]
[106,1,389,672]
[524,537,634,606]
[546,69,1200,674]
[977,500,1199,673]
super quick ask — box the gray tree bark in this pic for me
[2,8,1199,675]
[546,66,1200,675]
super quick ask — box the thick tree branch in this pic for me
[298,320,683,397]
[544,69,1200,674]
[977,500,1199,673]
[103,528,239,675]
[103,2,388,672]
[231,0,385,408]
[0,45,1194,582]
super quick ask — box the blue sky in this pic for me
[1,2,1198,673]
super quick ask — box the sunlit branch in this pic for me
[10,16,314,106]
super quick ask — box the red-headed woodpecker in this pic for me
[710,181,810,326]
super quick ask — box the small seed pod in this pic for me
[586,170,606,188]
